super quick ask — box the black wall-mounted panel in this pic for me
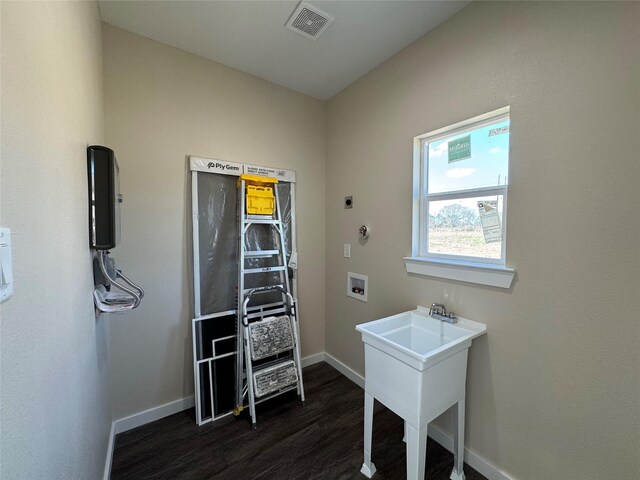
[87,145,121,250]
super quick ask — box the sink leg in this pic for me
[450,398,466,480]
[360,391,377,478]
[403,420,407,443]
[406,423,427,480]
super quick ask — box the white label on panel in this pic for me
[244,164,296,183]
[190,157,243,176]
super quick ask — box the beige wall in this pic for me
[0,1,111,478]
[326,2,639,479]
[103,25,326,419]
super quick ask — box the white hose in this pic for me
[97,251,141,308]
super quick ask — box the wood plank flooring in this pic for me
[111,362,487,480]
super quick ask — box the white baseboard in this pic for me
[112,352,324,435]
[103,420,116,480]
[427,423,514,480]
[323,352,514,480]
[114,396,195,434]
[324,352,365,388]
[301,352,325,367]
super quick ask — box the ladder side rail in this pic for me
[274,186,291,301]
[289,297,306,402]
[289,182,298,303]
[281,183,304,402]
[242,295,258,428]
[234,178,247,414]
[245,335,257,430]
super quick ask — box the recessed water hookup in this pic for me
[358,225,370,239]
[347,272,368,302]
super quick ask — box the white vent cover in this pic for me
[285,2,334,41]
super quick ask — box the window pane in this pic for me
[426,196,504,259]
[426,119,509,194]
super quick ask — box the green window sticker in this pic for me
[448,135,471,163]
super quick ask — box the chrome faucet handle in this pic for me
[429,303,446,316]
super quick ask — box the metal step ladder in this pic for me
[233,174,305,429]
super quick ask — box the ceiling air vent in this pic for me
[285,2,334,41]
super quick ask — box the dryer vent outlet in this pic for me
[345,196,353,209]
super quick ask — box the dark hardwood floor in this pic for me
[111,362,487,480]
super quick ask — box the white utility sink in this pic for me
[356,306,486,480]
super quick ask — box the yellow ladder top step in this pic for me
[237,174,279,187]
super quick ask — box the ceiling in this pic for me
[98,1,471,100]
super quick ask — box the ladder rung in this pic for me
[253,384,298,406]
[252,357,296,373]
[244,219,280,225]
[243,266,286,275]
[246,214,276,220]
[243,285,284,295]
[244,250,279,258]
[246,301,285,312]
[246,307,287,320]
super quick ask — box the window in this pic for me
[405,107,516,288]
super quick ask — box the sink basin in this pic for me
[356,306,486,371]
[356,306,486,480]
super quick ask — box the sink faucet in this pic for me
[428,303,457,323]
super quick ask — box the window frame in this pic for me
[411,106,513,273]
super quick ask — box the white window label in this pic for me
[489,126,510,137]
[478,200,502,244]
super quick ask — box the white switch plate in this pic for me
[0,228,13,303]
[343,244,351,258]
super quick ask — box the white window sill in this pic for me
[404,257,516,289]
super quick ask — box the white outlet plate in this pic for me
[344,244,351,258]
[0,228,14,303]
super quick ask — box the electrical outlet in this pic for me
[343,244,351,258]
[0,228,13,304]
